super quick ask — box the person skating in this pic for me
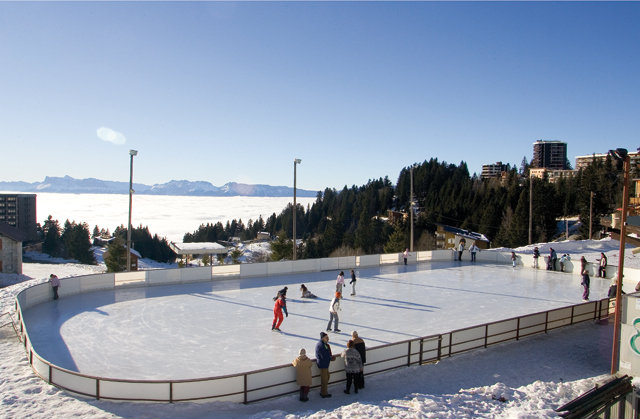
[559,254,571,272]
[511,252,517,268]
[341,340,363,395]
[349,269,357,296]
[597,253,608,278]
[533,247,540,269]
[315,332,336,398]
[458,242,464,262]
[351,330,367,389]
[403,248,409,265]
[580,256,588,275]
[49,274,60,300]
[336,271,345,296]
[327,292,341,332]
[300,284,317,298]
[469,243,479,262]
[547,248,557,271]
[292,348,313,402]
[273,286,288,301]
[581,271,590,301]
[272,294,288,331]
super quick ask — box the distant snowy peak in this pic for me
[0,176,318,197]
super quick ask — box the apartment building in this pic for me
[575,151,640,171]
[481,162,508,179]
[532,140,567,170]
[0,193,38,242]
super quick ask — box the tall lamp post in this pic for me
[293,158,301,260]
[609,148,630,375]
[127,149,138,272]
[410,165,415,252]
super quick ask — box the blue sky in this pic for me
[1,2,638,192]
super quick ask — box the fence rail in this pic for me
[16,293,615,404]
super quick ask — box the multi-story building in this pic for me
[575,151,640,171]
[481,162,508,179]
[532,140,567,170]
[0,221,27,274]
[529,168,577,183]
[0,193,38,242]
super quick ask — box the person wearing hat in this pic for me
[327,292,341,332]
[273,286,288,301]
[272,294,288,331]
[48,274,60,300]
[315,332,336,398]
[351,331,367,389]
[292,348,313,402]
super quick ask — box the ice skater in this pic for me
[597,253,608,278]
[349,269,357,296]
[469,243,479,262]
[341,340,363,394]
[292,348,312,402]
[547,248,557,271]
[351,331,366,389]
[580,256,588,275]
[300,284,317,298]
[327,292,341,332]
[458,242,465,262]
[272,294,288,331]
[273,286,288,301]
[49,274,60,300]
[559,254,571,272]
[511,252,517,267]
[533,247,540,268]
[336,271,345,296]
[315,332,336,398]
[581,271,590,301]
[403,248,409,265]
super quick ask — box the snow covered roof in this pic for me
[0,221,28,242]
[436,223,490,243]
[169,242,228,255]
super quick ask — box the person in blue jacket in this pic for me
[315,331,336,398]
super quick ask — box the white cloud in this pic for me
[97,127,126,145]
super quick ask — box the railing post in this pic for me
[484,324,489,348]
[407,342,411,367]
[571,306,575,325]
[448,332,453,357]
[437,335,442,361]
[545,312,549,334]
[244,373,248,404]
[516,318,520,341]
[170,382,173,403]
[48,365,52,384]
[96,379,100,400]
[419,339,424,365]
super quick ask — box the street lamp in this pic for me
[293,158,301,260]
[127,149,138,272]
[410,164,415,252]
[609,148,630,375]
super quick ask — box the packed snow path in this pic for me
[22,261,612,380]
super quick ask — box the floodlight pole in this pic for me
[127,150,138,272]
[410,165,414,252]
[589,192,594,240]
[529,174,533,245]
[611,151,630,375]
[293,159,301,260]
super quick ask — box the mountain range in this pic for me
[0,176,319,198]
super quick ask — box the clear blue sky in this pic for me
[1,2,638,192]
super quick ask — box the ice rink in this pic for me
[22,261,612,380]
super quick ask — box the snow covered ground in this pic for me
[0,237,637,418]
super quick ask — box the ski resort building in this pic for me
[0,221,27,274]
[0,193,38,242]
[434,223,490,250]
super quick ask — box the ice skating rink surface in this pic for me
[23,261,611,380]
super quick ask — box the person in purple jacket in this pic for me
[49,274,60,300]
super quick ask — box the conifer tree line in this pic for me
[185,155,636,259]
[41,217,174,266]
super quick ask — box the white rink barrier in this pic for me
[15,295,615,404]
[15,250,637,404]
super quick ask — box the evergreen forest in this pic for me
[185,155,636,260]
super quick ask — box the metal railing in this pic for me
[15,295,614,404]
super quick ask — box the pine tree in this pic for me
[42,215,62,257]
[383,223,406,253]
[270,231,292,261]
[104,236,127,272]
[230,247,245,264]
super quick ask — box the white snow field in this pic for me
[22,261,613,381]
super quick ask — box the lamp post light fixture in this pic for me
[293,158,301,261]
[127,149,138,272]
[609,148,630,375]
[410,164,415,252]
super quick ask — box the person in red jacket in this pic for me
[272,295,288,331]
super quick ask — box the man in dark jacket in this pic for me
[315,332,336,398]
[351,331,366,389]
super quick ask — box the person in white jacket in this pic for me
[327,292,341,332]
[469,244,479,262]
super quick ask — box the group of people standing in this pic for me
[292,330,367,400]
[456,241,480,262]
